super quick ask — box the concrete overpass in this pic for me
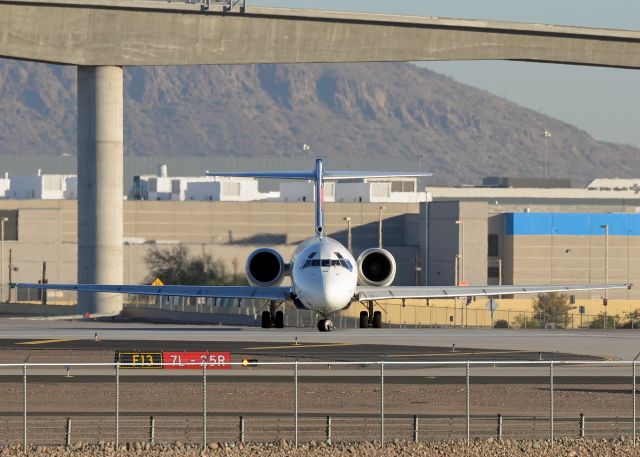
[2,0,640,67]
[0,0,638,314]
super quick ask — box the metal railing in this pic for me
[198,0,246,12]
[0,360,638,447]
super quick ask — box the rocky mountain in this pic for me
[0,59,637,185]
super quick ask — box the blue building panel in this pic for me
[588,214,629,236]
[505,213,552,236]
[506,212,640,236]
[551,214,590,235]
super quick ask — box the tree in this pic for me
[144,244,242,286]
[616,309,640,329]
[531,292,572,329]
[588,312,618,329]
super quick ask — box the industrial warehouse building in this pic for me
[0,177,639,326]
[427,183,640,301]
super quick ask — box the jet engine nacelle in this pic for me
[356,248,396,287]
[245,248,287,287]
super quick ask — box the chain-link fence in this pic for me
[10,287,638,330]
[0,361,638,447]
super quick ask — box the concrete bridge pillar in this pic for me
[77,66,124,314]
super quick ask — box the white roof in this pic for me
[428,186,640,200]
[586,178,640,190]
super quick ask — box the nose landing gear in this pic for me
[317,319,334,332]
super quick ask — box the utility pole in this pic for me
[455,220,465,285]
[0,217,7,302]
[7,249,13,303]
[601,224,609,329]
[378,207,386,249]
[543,130,551,178]
[41,261,47,305]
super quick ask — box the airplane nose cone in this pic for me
[321,274,352,309]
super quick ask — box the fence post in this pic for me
[23,363,27,449]
[633,361,637,446]
[413,415,419,443]
[579,413,585,438]
[380,362,385,448]
[294,360,298,448]
[466,361,470,445]
[550,361,554,445]
[326,416,332,445]
[496,414,502,440]
[203,362,207,448]
[150,416,155,444]
[239,416,245,444]
[115,362,120,448]
[66,417,72,448]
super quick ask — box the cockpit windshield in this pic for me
[301,253,353,271]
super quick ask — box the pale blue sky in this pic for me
[251,0,640,147]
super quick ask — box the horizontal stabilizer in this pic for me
[206,164,432,182]
[205,171,315,180]
[323,171,432,180]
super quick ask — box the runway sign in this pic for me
[115,352,163,369]
[163,351,232,370]
[115,351,232,369]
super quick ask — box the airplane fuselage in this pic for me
[290,237,357,315]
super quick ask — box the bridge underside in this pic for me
[0,0,638,313]
[1,1,639,68]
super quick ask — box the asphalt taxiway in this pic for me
[0,318,637,361]
[0,337,600,362]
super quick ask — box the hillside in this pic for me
[0,60,637,185]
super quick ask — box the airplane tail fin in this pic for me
[207,159,432,237]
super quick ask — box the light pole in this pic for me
[543,130,551,178]
[0,217,7,302]
[601,224,609,329]
[455,220,464,285]
[125,241,132,284]
[343,217,352,253]
[378,206,386,249]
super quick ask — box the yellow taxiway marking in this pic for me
[16,339,77,346]
[386,350,534,358]
[244,343,356,350]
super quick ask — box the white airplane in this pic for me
[15,159,631,331]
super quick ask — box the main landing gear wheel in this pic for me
[359,311,369,329]
[274,311,284,328]
[372,311,383,329]
[261,311,271,329]
[317,319,334,332]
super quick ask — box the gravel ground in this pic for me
[1,438,640,456]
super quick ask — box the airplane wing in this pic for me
[355,283,631,301]
[13,283,290,301]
